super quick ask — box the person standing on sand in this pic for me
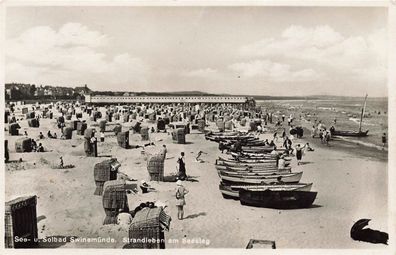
[311,125,316,138]
[282,128,286,141]
[278,155,286,170]
[295,144,306,165]
[177,152,187,180]
[59,156,64,168]
[324,130,331,146]
[382,133,387,149]
[160,144,167,159]
[273,132,278,142]
[283,136,292,153]
[175,180,189,220]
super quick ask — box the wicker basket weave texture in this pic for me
[63,127,73,139]
[102,180,128,209]
[5,196,38,248]
[128,207,170,249]
[15,138,32,153]
[117,131,129,148]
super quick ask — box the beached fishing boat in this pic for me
[331,130,369,137]
[217,157,291,165]
[217,168,291,178]
[216,158,277,166]
[219,171,303,185]
[331,94,369,137]
[241,146,276,153]
[218,156,291,164]
[207,137,257,143]
[215,164,288,172]
[230,152,280,160]
[219,170,295,178]
[239,189,317,209]
[219,182,313,199]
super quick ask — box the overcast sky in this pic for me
[5,6,388,96]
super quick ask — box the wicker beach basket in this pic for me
[5,196,38,248]
[26,111,35,119]
[28,118,40,127]
[8,121,19,132]
[99,120,107,132]
[15,138,32,153]
[147,154,165,181]
[127,207,171,249]
[77,122,87,135]
[94,158,119,195]
[156,119,166,131]
[117,131,129,148]
[173,128,185,144]
[140,127,150,141]
[102,180,129,224]
[113,125,122,135]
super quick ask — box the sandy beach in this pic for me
[4,105,388,249]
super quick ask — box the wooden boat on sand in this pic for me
[219,171,303,185]
[239,189,317,209]
[219,182,313,199]
[215,164,291,172]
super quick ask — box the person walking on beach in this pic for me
[324,130,331,146]
[311,125,316,138]
[59,156,64,168]
[382,133,387,150]
[295,144,306,165]
[273,131,278,142]
[177,152,187,180]
[283,136,292,154]
[282,128,287,141]
[175,180,189,220]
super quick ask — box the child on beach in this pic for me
[175,180,189,220]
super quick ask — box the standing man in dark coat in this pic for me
[177,152,187,180]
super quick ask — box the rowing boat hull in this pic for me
[219,171,303,185]
[217,169,291,178]
[332,130,369,137]
[219,156,291,164]
[241,146,275,153]
[219,182,313,199]
[216,159,278,167]
[215,164,291,172]
[239,190,317,209]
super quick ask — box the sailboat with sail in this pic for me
[331,94,369,137]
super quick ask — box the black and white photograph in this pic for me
[1,0,395,253]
